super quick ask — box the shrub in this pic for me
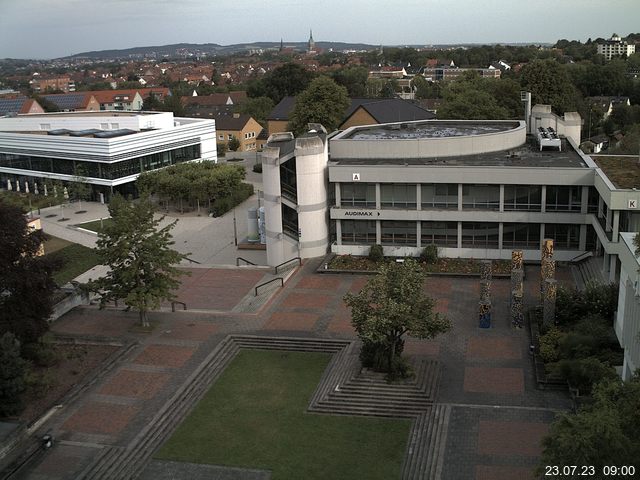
[539,327,564,363]
[557,357,617,395]
[252,163,263,173]
[0,333,27,417]
[216,142,227,157]
[210,182,254,217]
[228,137,241,152]
[368,244,384,263]
[419,244,438,264]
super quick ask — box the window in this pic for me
[280,158,297,201]
[381,184,417,209]
[544,224,580,249]
[228,134,233,140]
[462,185,499,210]
[341,183,376,208]
[461,222,499,248]
[40,123,51,130]
[110,123,119,130]
[502,223,540,248]
[422,184,458,209]
[342,220,376,244]
[282,204,298,239]
[100,123,109,130]
[421,221,457,247]
[504,185,542,211]
[218,134,224,140]
[381,221,417,245]
[545,186,581,212]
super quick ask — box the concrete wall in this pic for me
[262,144,287,266]
[0,111,175,131]
[615,233,640,380]
[529,105,582,145]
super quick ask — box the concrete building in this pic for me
[30,76,75,93]
[597,34,636,60]
[0,111,216,200]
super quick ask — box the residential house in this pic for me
[0,97,45,116]
[215,113,263,152]
[587,96,631,119]
[30,75,75,93]
[339,98,435,130]
[41,92,100,112]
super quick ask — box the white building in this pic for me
[597,34,636,60]
[0,111,216,199]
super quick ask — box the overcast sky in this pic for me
[0,0,637,59]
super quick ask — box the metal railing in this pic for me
[569,251,593,264]
[236,257,257,266]
[254,277,283,296]
[274,257,302,275]
[171,301,187,312]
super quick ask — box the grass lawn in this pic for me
[156,349,411,479]
[75,218,112,233]
[43,235,72,255]
[45,241,102,286]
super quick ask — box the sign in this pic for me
[628,199,637,209]
[344,211,381,217]
[352,173,361,181]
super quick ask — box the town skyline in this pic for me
[0,0,638,59]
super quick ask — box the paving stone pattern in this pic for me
[16,261,575,480]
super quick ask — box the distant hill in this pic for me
[62,41,381,60]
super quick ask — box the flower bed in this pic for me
[327,254,511,275]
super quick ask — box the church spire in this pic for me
[308,29,316,54]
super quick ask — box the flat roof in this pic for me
[14,110,161,118]
[342,120,520,140]
[331,136,587,168]
[593,155,640,189]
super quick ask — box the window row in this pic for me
[338,183,598,213]
[0,145,201,180]
[341,220,581,250]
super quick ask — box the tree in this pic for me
[538,376,640,473]
[89,195,188,327]
[237,96,274,127]
[519,59,582,114]
[0,332,27,417]
[70,165,92,211]
[343,259,451,378]
[331,66,369,97]
[248,63,315,104]
[159,95,185,117]
[288,76,350,135]
[227,136,241,152]
[438,82,509,119]
[0,200,58,348]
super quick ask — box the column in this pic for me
[498,223,504,251]
[416,184,422,211]
[416,222,422,248]
[499,185,505,213]
[540,185,547,213]
[376,220,381,245]
[457,221,462,249]
[612,211,620,242]
[375,183,381,210]
[336,219,342,246]
[458,184,463,211]
[581,186,589,214]
[335,183,341,207]
[579,224,587,251]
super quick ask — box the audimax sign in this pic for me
[344,211,381,217]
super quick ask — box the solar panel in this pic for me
[42,93,85,110]
[0,97,27,115]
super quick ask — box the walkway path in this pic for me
[14,260,574,480]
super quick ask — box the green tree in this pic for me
[70,165,92,211]
[248,63,315,104]
[288,76,350,134]
[159,95,185,117]
[519,59,582,114]
[331,66,369,97]
[538,376,640,473]
[237,96,274,127]
[228,136,241,152]
[343,259,452,378]
[438,81,509,120]
[89,195,188,327]
[0,332,28,417]
[0,200,58,348]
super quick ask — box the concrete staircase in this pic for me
[76,335,446,480]
[571,256,606,290]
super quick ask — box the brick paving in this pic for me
[99,370,171,399]
[133,345,196,368]
[18,262,576,479]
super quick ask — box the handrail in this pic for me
[171,301,187,312]
[569,251,593,264]
[185,256,201,264]
[274,256,302,275]
[255,277,283,296]
[236,257,257,266]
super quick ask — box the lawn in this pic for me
[156,349,411,480]
[44,240,102,286]
[75,218,112,233]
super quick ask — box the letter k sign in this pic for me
[629,199,637,209]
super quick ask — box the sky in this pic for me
[0,0,638,59]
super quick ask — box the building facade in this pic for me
[597,34,636,60]
[0,111,216,199]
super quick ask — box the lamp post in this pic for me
[233,208,238,246]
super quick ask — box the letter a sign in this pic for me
[352,173,361,181]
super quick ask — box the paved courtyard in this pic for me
[14,259,573,480]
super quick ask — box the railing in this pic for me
[569,251,593,264]
[274,257,302,275]
[185,256,201,264]
[255,277,283,296]
[171,301,187,312]
[236,257,257,266]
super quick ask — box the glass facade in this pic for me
[462,185,500,210]
[421,221,458,247]
[282,203,298,239]
[545,223,580,249]
[421,184,458,209]
[502,223,540,248]
[461,222,500,248]
[381,184,417,208]
[381,221,416,245]
[341,183,376,208]
[0,144,200,180]
[503,185,542,211]
[545,186,581,212]
[341,220,376,244]
[279,158,297,201]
